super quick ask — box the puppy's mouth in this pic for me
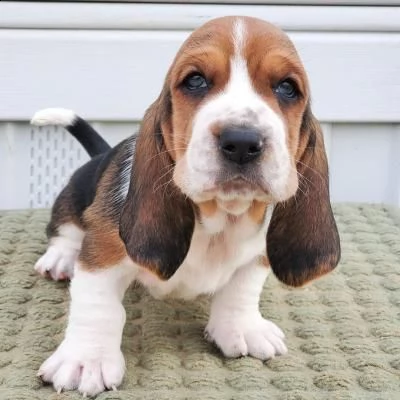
[217,178,259,195]
[202,176,270,215]
[214,175,268,195]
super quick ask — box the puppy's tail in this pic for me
[31,108,111,158]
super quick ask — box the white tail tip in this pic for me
[31,108,77,127]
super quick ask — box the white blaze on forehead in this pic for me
[224,18,260,109]
[233,18,246,56]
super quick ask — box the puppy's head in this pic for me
[120,16,340,285]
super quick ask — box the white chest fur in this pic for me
[135,207,271,300]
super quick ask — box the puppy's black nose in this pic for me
[219,126,264,165]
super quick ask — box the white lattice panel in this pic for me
[0,121,137,210]
[28,125,89,208]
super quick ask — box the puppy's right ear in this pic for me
[119,88,195,280]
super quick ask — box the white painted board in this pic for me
[1,30,399,122]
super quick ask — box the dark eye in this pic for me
[182,73,209,95]
[274,79,299,101]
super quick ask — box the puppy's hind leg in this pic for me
[35,224,84,281]
[32,107,111,281]
[35,188,84,281]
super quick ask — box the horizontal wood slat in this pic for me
[1,30,399,122]
[1,2,400,32]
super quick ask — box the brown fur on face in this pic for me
[165,17,310,178]
[163,19,236,161]
[248,200,268,225]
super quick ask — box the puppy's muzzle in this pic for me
[219,126,264,165]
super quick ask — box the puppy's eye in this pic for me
[274,79,299,101]
[182,73,209,95]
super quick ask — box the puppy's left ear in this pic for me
[119,85,195,280]
[267,107,340,287]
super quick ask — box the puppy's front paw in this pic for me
[35,245,78,280]
[205,314,287,360]
[38,340,125,396]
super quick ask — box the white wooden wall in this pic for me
[1,2,400,209]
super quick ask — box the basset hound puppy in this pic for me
[31,16,340,396]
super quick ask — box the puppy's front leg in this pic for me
[205,263,287,360]
[38,262,135,396]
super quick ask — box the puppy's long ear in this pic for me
[119,87,195,280]
[267,107,340,287]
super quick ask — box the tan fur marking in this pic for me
[79,224,127,270]
[209,122,223,138]
[79,158,128,270]
[198,200,218,217]
[259,255,270,268]
[248,200,268,224]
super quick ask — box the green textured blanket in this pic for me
[0,205,399,400]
